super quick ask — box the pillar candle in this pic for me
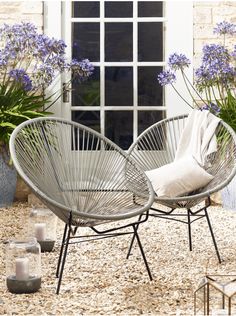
[15,257,29,280]
[34,223,46,241]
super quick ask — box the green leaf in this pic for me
[0,80,57,147]
[218,91,236,132]
[4,111,30,120]
[0,122,16,129]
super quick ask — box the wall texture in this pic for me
[0,1,43,29]
[193,1,236,64]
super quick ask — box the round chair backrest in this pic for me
[10,117,154,224]
[128,114,236,206]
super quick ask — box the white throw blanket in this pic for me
[175,109,221,167]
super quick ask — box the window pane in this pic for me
[105,23,133,62]
[72,67,100,107]
[105,67,133,106]
[72,23,100,61]
[138,22,163,61]
[138,67,163,106]
[138,1,163,17]
[72,111,100,133]
[72,2,100,17]
[138,111,165,136]
[105,111,133,149]
[105,2,133,17]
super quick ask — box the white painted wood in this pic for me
[100,0,105,136]
[165,1,193,117]
[43,1,63,117]
[61,1,72,120]
[133,0,138,140]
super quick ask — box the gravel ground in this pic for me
[0,202,236,315]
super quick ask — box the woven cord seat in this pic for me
[127,114,236,263]
[10,117,154,294]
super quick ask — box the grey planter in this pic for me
[222,175,236,211]
[0,152,17,207]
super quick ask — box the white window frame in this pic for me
[44,1,193,124]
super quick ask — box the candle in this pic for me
[15,257,29,280]
[34,223,46,241]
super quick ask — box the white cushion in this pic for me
[145,156,214,198]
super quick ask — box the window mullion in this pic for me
[100,0,105,137]
[133,0,138,141]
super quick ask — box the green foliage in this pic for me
[0,84,51,149]
[218,91,236,132]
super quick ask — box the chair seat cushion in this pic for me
[145,156,214,198]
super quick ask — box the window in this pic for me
[44,1,193,147]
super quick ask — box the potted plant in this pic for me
[0,22,93,207]
[157,21,236,209]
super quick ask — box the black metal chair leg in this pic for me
[56,223,68,278]
[204,208,222,263]
[132,224,153,281]
[187,209,193,251]
[126,214,142,259]
[56,226,71,294]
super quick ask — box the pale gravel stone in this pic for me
[0,202,236,315]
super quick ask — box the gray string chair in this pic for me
[127,114,236,263]
[9,117,155,294]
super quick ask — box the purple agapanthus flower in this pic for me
[32,63,56,89]
[36,34,67,57]
[70,59,94,78]
[0,22,93,94]
[0,53,8,68]
[210,103,221,114]
[231,45,236,60]
[195,43,235,89]
[202,44,230,65]
[157,70,176,86]
[156,21,235,121]
[168,53,191,71]
[201,104,210,111]
[213,21,236,36]
[9,68,32,91]
[195,66,212,83]
[201,103,221,115]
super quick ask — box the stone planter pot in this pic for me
[0,152,17,207]
[221,175,236,211]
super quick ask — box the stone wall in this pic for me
[193,1,236,64]
[0,1,43,29]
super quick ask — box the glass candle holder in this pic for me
[6,237,41,294]
[28,208,57,252]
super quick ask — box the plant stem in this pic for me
[182,71,206,105]
[181,70,200,108]
[171,83,194,108]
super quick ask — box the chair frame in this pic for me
[56,211,152,294]
[127,114,236,263]
[127,197,221,262]
[10,117,155,294]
